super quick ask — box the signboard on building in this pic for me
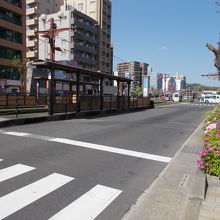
[7,80,21,86]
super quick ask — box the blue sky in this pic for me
[111,0,220,86]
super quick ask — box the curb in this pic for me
[0,106,154,128]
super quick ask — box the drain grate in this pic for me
[181,145,201,154]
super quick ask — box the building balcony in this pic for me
[74,44,97,55]
[26,0,37,5]
[26,51,37,58]
[26,8,37,16]
[26,18,37,26]
[26,40,37,47]
[26,30,35,37]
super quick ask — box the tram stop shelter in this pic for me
[32,60,150,115]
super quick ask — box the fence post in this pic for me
[16,94,18,119]
[110,95,112,111]
[91,95,93,111]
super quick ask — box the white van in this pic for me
[200,94,220,103]
[173,92,181,102]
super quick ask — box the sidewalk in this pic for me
[122,121,208,220]
[198,176,220,220]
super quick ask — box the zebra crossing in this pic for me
[180,102,216,107]
[0,160,122,220]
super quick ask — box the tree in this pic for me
[133,85,143,96]
[12,56,28,93]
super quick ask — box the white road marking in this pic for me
[0,164,35,183]
[0,173,74,220]
[0,159,3,162]
[49,184,122,220]
[2,131,171,163]
[4,132,30,137]
[50,138,171,163]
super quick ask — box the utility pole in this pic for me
[35,16,77,115]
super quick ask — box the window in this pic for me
[0,8,22,26]
[90,0,96,4]
[0,27,22,44]
[0,46,22,60]
[78,3,83,11]
[71,48,74,54]
[0,67,20,80]
[89,11,96,17]
[4,0,22,8]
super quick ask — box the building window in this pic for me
[90,0,96,4]
[0,67,20,80]
[71,48,74,54]
[78,3,83,11]
[0,8,22,26]
[0,27,22,44]
[89,11,96,17]
[0,46,22,60]
[3,0,22,8]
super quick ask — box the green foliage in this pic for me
[133,85,143,96]
[186,83,219,92]
[198,110,220,177]
[12,56,28,92]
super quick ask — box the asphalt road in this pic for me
[0,102,215,220]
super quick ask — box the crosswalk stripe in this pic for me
[0,164,35,183]
[0,173,74,220]
[0,159,3,162]
[49,184,122,220]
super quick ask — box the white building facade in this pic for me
[38,5,99,70]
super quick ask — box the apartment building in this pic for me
[26,0,63,61]
[0,0,26,92]
[65,0,112,75]
[38,5,98,70]
[117,61,149,92]
[175,72,186,91]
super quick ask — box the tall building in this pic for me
[0,0,26,92]
[175,72,186,91]
[117,61,149,92]
[26,0,63,61]
[163,76,176,92]
[65,0,112,75]
[149,72,163,91]
[39,5,98,71]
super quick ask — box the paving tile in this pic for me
[198,216,213,220]
[201,204,215,212]
[200,210,220,219]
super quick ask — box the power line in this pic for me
[113,55,128,63]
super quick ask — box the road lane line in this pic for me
[0,173,74,220]
[2,131,171,163]
[49,138,171,163]
[49,184,122,220]
[0,164,35,183]
[4,132,30,137]
[0,159,3,162]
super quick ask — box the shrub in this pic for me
[198,110,220,177]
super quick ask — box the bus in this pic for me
[200,94,220,103]
[173,92,181,102]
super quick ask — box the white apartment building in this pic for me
[26,0,63,61]
[163,77,176,92]
[65,0,112,75]
[175,72,186,91]
[38,5,98,70]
